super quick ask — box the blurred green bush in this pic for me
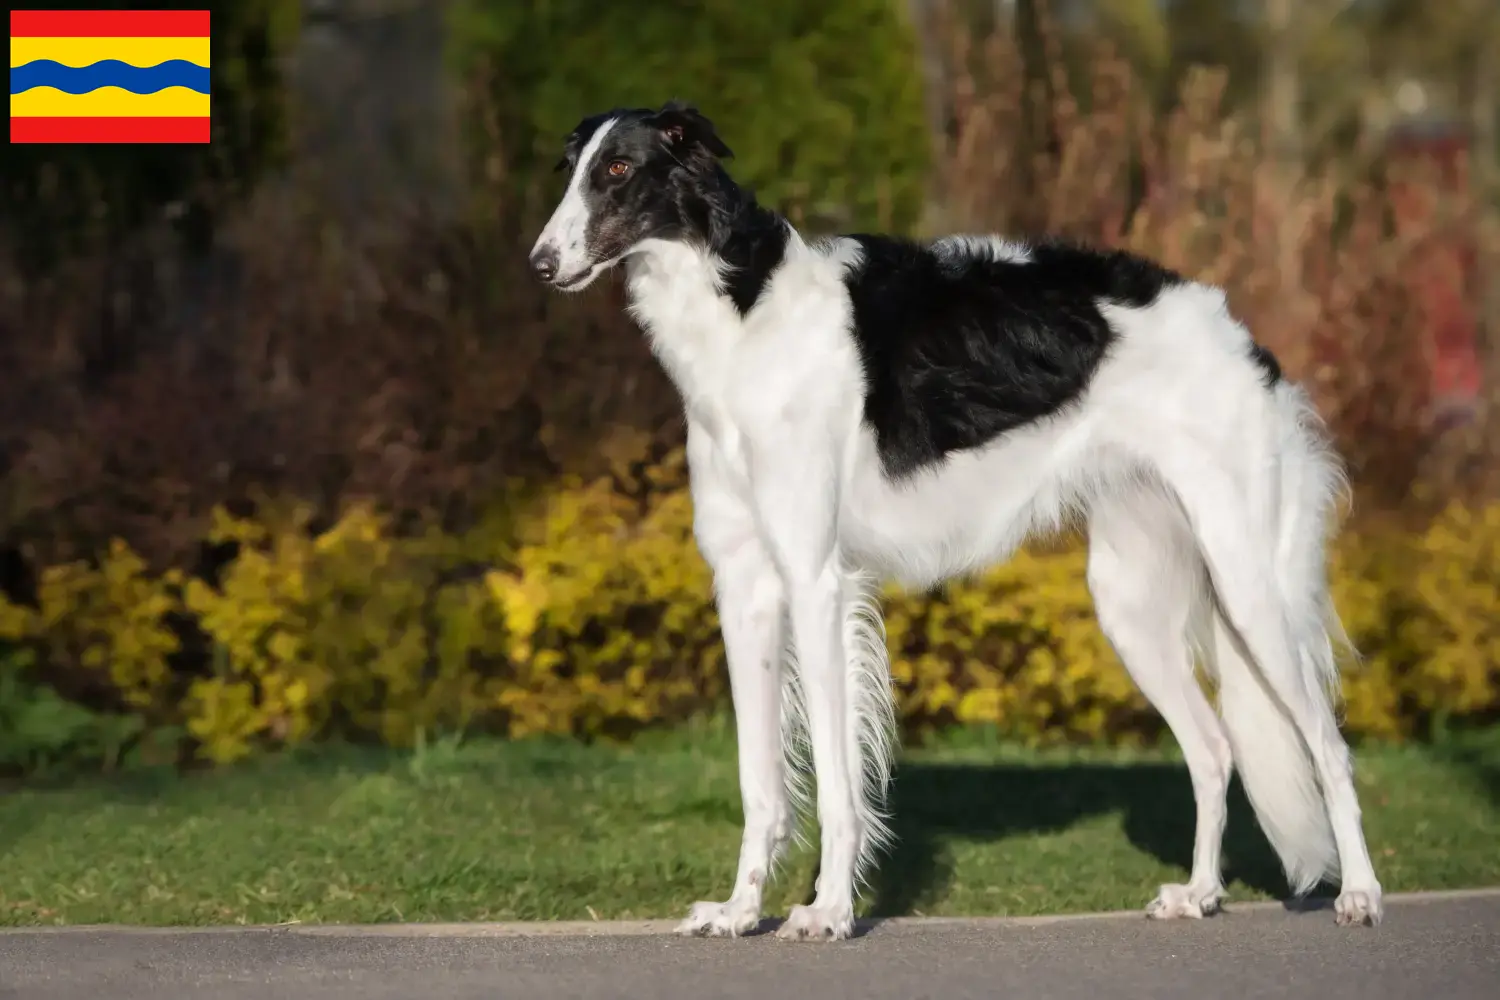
[450,0,932,232]
[0,645,143,775]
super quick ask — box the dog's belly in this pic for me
[837,419,1097,590]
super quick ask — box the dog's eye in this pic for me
[607,160,630,177]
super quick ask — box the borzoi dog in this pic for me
[528,101,1383,940]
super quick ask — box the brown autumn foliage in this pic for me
[930,12,1498,510]
[0,15,1494,582]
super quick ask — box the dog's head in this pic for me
[528,101,735,292]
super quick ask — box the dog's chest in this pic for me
[627,271,743,404]
[625,246,815,423]
[625,241,868,507]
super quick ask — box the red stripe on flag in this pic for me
[9,10,210,37]
[10,116,211,143]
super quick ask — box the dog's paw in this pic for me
[1146,883,1224,920]
[775,903,855,942]
[675,898,762,938]
[1334,888,1383,927]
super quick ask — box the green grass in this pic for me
[2,722,1497,926]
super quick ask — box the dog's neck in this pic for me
[626,168,792,318]
[622,172,797,407]
[700,170,787,273]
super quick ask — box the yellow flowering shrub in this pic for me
[1,457,1497,764]
[883,542,1151,746]
[180,504,327,761]
[1403,503,1500,716]
[486,444,725,738]
[0,539,181,715]
[179,500,512,762]
[1327,501,1500,738]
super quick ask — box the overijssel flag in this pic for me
[10,9,210,144]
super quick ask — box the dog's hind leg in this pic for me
[1086,484,1233,919]
[675,427,791,938]
[1160,385,1382,925]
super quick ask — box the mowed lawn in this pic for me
[1,721,1497,927]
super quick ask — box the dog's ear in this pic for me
[651,102,734,161]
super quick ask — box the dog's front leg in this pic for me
[675,424,791,938]
[747,435,860,942]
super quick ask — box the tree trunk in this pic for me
[1014,0,1057,235]
[1263,0,1304,299]
[285,0,465,236]
[908,0,950,193]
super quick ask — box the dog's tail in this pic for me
[777,564,898,892]
[841,567,899,888]
[1210,380,1348,895]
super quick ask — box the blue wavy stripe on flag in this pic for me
[10,60,210,96]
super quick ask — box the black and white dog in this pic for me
[529,101,1382,940]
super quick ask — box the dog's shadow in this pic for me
[852,759,1312,919]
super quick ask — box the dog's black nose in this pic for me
[530,248,559,283]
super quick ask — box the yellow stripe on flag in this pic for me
[10,86,210,118]
[10,36,211,68]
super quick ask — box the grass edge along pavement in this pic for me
[1,722,1497,928]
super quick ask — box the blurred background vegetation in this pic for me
[1,0,1497,776]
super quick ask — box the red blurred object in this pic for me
[1384,117,1482,415]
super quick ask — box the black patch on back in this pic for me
[1248,342,1282,387]
[842,237,1186,480]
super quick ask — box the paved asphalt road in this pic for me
[2,890,1497,1000]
